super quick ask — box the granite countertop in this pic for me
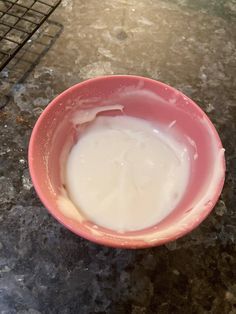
[0,0,236,313]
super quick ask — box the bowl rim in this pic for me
[28,75,226,249]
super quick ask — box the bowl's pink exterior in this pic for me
[28,75,225,248]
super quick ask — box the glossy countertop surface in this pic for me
[0,0,235,313]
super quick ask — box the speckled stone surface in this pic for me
[0,0,236,313]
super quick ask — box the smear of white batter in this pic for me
[72,104,124,124]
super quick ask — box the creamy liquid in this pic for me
[66,116,190,232]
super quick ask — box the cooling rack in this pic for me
[0,0,61,71]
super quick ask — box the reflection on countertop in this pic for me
[0,0,235,313]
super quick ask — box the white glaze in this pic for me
[56,104,225,243]
[65,115,190,232]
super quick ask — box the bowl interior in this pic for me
[29,76,225,248]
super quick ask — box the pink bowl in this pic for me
[28,75,225,248]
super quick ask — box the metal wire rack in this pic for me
[0,0,61,71]
[0,19,63,108]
